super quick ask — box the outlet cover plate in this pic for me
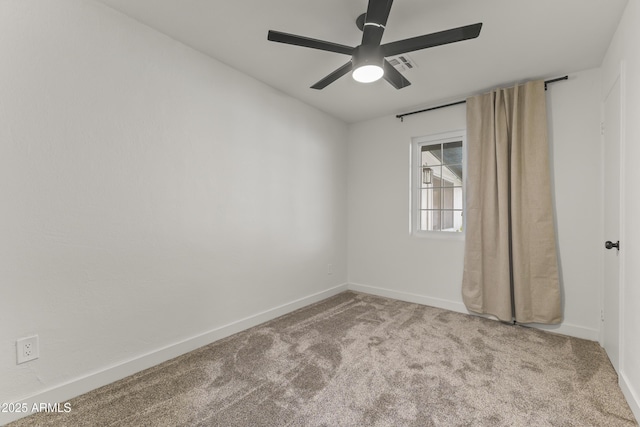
[17,335,39,364]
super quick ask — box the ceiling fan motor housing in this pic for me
[352,44,384,69]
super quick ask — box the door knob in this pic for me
[605,240,620,250]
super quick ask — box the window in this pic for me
[411,131,465,234]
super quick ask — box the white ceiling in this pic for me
[96,0,628,123]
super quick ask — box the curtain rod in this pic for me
[396,75,569,122]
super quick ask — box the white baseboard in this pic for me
[1,283,348,425]
[348,282,468,313]
[347,282,599,341]
[620,370,640,423]
[524,321,599,341]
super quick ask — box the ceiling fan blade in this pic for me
[381,23,483,57]
[311,62,354,90]
[268,30,354,56]
[361,0,394,46]
[382,60,411,89]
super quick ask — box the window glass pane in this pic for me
[443,164,463,184]
[430,210,441,231]
[440,210,463,232]
[420,189,428,209]
[420,167,438,188]
[442,141,463,165]
[433,188,441,210]
[420,210,443,231]
[442,176,454,187]
[420,210,434,231]
[453,187,463,210]
[420,210,428,231]
[420,188,441,210]
[421,145,442,167]
[442,187,454,210]
[442,210,455,230]
[432,174,442,188]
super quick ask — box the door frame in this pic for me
[600,60,627,375]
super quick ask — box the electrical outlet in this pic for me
[17,335,39,364]
[327,264,333,275]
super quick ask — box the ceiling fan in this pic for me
[267,0,482,90]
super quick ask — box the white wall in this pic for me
[348,68,604,340]
[348,106,468,311]
[0,0,347,421]
[601,0,640,419]
[546,68,603,338]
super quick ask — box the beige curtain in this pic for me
[462,80,562,324]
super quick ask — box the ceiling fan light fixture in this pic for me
[352,64,384,83]
[351,44,384,83]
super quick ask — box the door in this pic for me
[603,76,621,372]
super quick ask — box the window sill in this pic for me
[411,230,465,241]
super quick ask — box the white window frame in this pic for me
[410,130,466,239]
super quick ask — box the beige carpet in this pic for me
[10,291,637,426]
